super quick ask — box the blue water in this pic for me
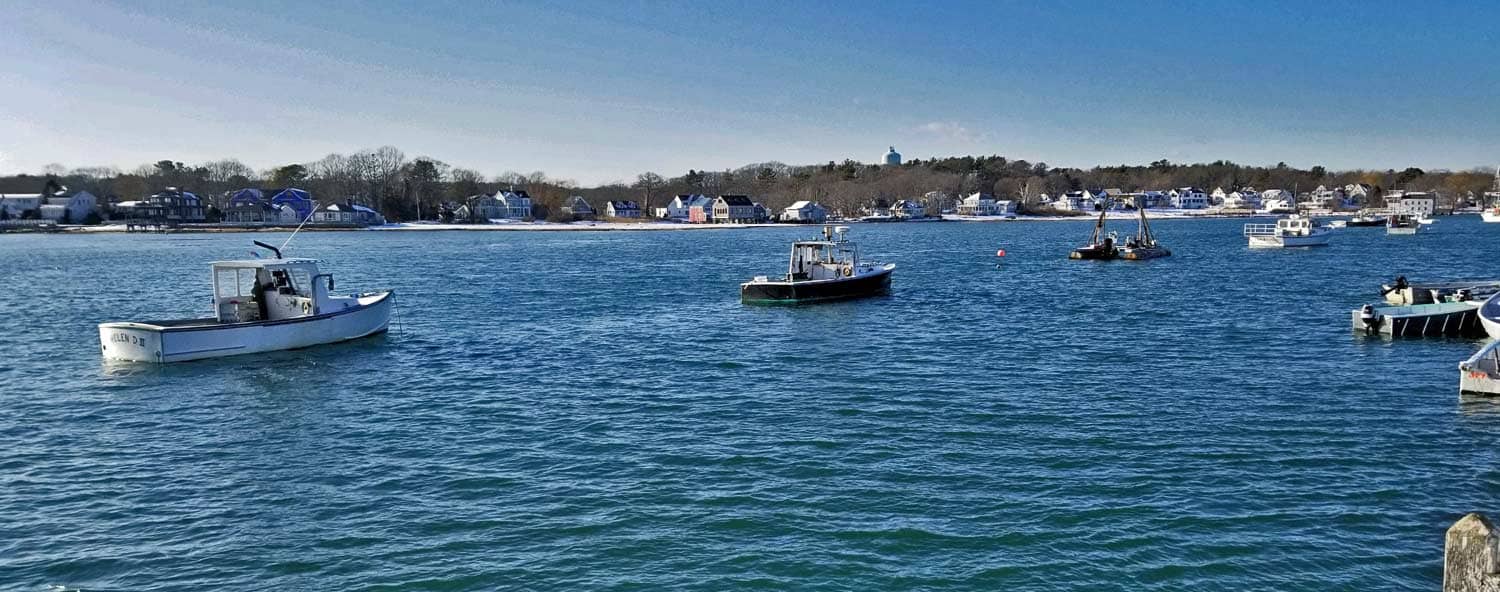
[4,218,1500,591]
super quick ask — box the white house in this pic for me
[1259,189,1295,213]
[606,200,641,218]
[781,200,828,223]
[1223,189,1261,209]
[313,202,385,226]
[1169,187,1208,209]
[892,199,925,218]
[496,190,533,219]
[664,195,700,220]
[956,192,1014,216]
[1211,187,1229,205]
[459,194,506,220]
[0,194,43,218]
[1053,190,1088,211]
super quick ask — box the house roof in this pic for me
[610,201,639,209]
[786,200,812,209]
[718,195,754,206]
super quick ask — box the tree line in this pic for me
[2,148,1495,221]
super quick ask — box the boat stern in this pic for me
[98,323,165,363]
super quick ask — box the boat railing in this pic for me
[1243,223,1278,236]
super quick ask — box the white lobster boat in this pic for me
[1243,215,1331,248]
[98,242,393,363]
[1460,339,1500,396]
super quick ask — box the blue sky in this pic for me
[1,0,1497,185]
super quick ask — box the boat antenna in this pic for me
[278,200,319,254]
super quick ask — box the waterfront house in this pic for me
[456,194,506,221]
[752,203,771,222]
[1396,192,1436,216]
[866,198,892,217]
[1053,190,1089,212]
[139,188,206,222]
[313,201,385,226]
[712,195,757,223]
[561,196,595,220]
[497,190,533,219]
[923,191,955,214]
[1211,187,1229,204]
[224,189,279,224]
[1169,187,1208,209]
[892,199,925,218]
[605,200,641,218]
[781,200,828,223]
[664,195,698,220]
[686,195,714,223]
[957,192,1014,216]
[0,193,43,218]
[1223,189,1261,210]
[1,189,98,222]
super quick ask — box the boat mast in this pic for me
[1138,206,1153,245]
[1088,204,1107,243]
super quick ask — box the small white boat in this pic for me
[1460,339,1500,396]
[1326,220,1348,229]
[99,242,393,363]
[740,225,894,304]
[1482,207,1500,223]
[1243,215,1331,248]
[1386,213,1420,235]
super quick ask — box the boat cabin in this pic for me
[212,258,335,323]
[1246,216,1318,237]
[786,227,860,281]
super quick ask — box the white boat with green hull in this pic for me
[98,241,393,363]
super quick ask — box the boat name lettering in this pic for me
[110,333,144,346]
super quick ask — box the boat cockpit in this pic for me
[787,226,863,281]
[212,259,334,323]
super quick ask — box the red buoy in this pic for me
[996,249,1006,257]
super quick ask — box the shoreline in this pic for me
[3,210,1430,234]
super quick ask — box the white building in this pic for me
[892,199,925,218]
[1259,189,1295,213]
[1169,187,1208,209]
[1211,187,1229,205]
[781,200,828,223]
[1054,190,1088,211]
[663,195,701,220]
[1397,193,1436,216]
[496,190,533,219]
[956,192,1015,216]
[1223,189,1261,210]
[713,195,757,223]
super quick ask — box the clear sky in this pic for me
[2,0,1497,185]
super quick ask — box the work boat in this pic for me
[98,241,394,363]
[1119,207,1170,260]
[740,225,894,304]
[1070,206,1118,260]
[1482,206,1500,223]
[1387,212,1420,235]
[1243,215,1331,248]
[1348,210,1386,227]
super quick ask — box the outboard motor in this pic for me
[1457,289,1473,302]
[1360,304,1381,335]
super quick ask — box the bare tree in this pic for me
[634,172,664,215]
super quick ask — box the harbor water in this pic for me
[4,217,1500,590]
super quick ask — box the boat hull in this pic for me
[1247,233,1331,248]
[1351,301,1484,338]
[1120,247,1170,260]
[1460,339,1500,395]
[1387,226,1419,235]
[1482,211,1500,223]
[1069,246,1118,260]
[99,292,394,363]
[741,266,893,304]
[1482,293,1500,340]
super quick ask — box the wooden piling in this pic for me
[1445,513,1500,592]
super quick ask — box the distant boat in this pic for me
[1387,213,1420,235]
[98,241,393,363]
[1243,215,1331,248]
[1070,207,1119,260]
[1482,207,1500,223]
[1119,206,1170,260]
[740,225,894,304]
[1326,220,1348,229]
[1347,210,1385,226]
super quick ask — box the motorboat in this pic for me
[1326,220,1348,229]
[1119,207,1170,260]
[98,241,393,362]
[1460,339,1500,395]
[1243,215,1331,248]
[1386,212,1420,235]
[1347,210,1386,226]
[1482,207,1500,223]
[1070,206,1119,260]
[740,225,894,304]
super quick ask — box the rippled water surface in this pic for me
[5,218,1500,591]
